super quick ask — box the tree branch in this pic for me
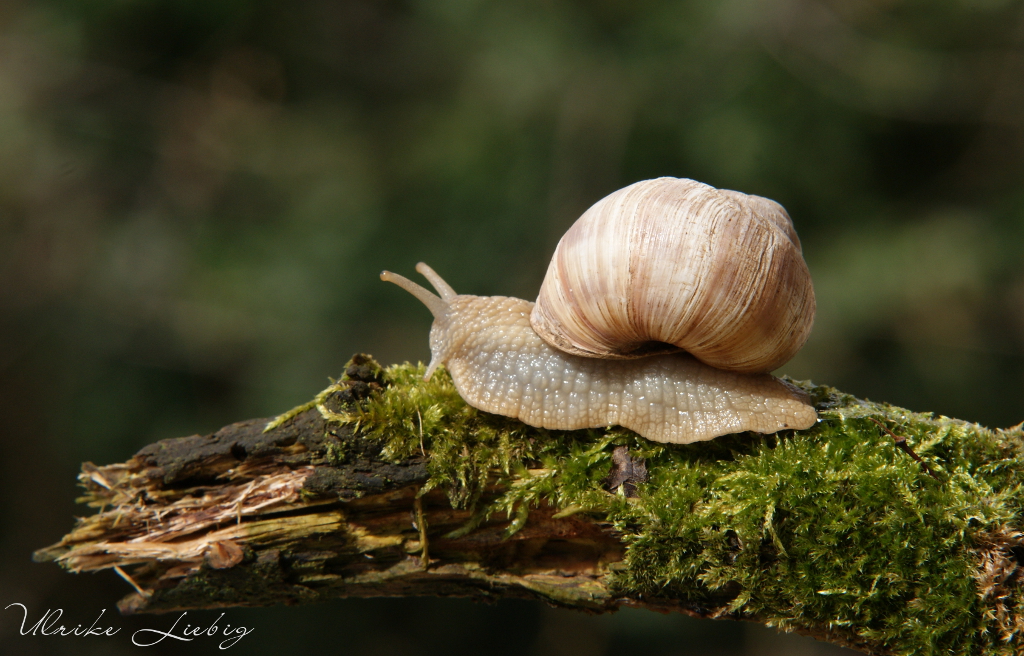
[34,355,1024,656]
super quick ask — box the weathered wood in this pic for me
[34,355,1024,656]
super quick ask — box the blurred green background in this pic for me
[2,0,1023,654]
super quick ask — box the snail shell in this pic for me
[380,177,818,444]
[531,177,815,373]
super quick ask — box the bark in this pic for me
[33,355,1024,656]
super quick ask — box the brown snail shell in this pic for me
[530,177,815,373]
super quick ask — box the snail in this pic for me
[381,177,818,444]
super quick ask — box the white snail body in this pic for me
[381,177,818,444]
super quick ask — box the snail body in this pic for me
[381,177,818,444]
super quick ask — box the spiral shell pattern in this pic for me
[530,177,815,373]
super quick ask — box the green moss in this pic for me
[324,439,347,466]
[318,360,1024,656]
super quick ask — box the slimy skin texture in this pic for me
[438,295,816,444]
[382,266,817,445]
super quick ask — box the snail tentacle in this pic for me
[381,270,452,380]
[415,262,458,300]
[380,270,447,319]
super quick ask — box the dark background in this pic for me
[2,0,1023,654]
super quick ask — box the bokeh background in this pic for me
[3,0,1024,654]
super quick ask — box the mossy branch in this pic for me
[35,354,1024,656]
